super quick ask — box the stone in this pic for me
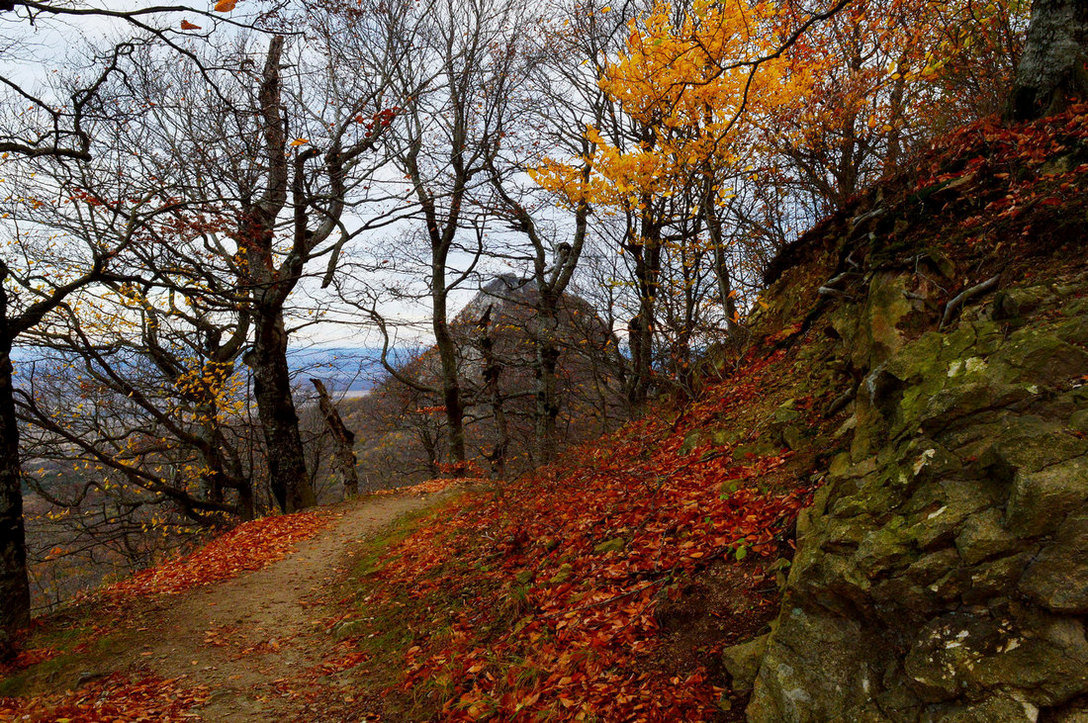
[954,507,1019,565]
[937,693,1040,722]
[746,253,1088,719]
[547,563,572,584]
[747,608,879,723]
[1019,513,1088,614]
[720,634,768,694]
[994,285,1054,320]
[862,272,915,367]
[1045,698,1088,722]
[961,553,1034,602]
[592,537,625,555]
[1006,456,1088,536]
[781,425,805,450]
[979,417,1087,478]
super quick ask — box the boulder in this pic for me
[720,634,768,694]
[749,275,1088,721]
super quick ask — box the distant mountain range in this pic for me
[287,347,418,394]
[10,346,419,396]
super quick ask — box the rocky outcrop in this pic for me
[747,269,1088,720]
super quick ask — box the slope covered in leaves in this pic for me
[339,106,1088,721]
[101,510,331,600]
[341,326,843,720]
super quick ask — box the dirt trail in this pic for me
[109,493,436,721]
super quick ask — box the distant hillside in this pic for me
[342,275,625,487]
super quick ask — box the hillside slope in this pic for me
[339,107,1088,721]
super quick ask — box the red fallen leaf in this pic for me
[351,331,838,720]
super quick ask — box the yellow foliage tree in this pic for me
[532,0,817,402]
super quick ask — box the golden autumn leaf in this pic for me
[180,19,201,30]
[213,0,237,12]
[289,138,309,147]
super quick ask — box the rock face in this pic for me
[748,272,1088,721]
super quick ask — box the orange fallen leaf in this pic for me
[180,19,201,30]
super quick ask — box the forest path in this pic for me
[110,492,437,721]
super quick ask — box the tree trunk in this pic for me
[311,378,359,498]
[702,185,740,336]
[236,481,255,522]
[432,278,466,463]
[475,307,509,478]
[246,307,314,512]
[627,217,662,409]
[193,402,227,506]
[0,337,29,659]
[534,300,561,465]
[419,429,440,478]
[194,417,254,520]
[1007,0,1088,121]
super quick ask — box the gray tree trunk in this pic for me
[247,307,314,512]
[311,378,359,497]
[1007,0,1088,121]
[475,307,510,477]
[534,301,561,465]
[432,279,466,463]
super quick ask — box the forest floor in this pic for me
[1,490,452,722]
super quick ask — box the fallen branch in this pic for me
[818,285,854,301]
[940,275,1000,329]
[824,387,856,417]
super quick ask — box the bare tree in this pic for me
[0,0,290,656]
[0,100,180,658]
[97,7,409,511]
[376,0,539,463]
[310,378,359,497]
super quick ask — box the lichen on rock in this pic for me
[748,266,1088,721]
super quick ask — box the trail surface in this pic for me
[107,493,435,721]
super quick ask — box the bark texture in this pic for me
[475,307,510,478]
[248,309,314,513]
[1007,0,1088,121]
[0,341,29,659]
